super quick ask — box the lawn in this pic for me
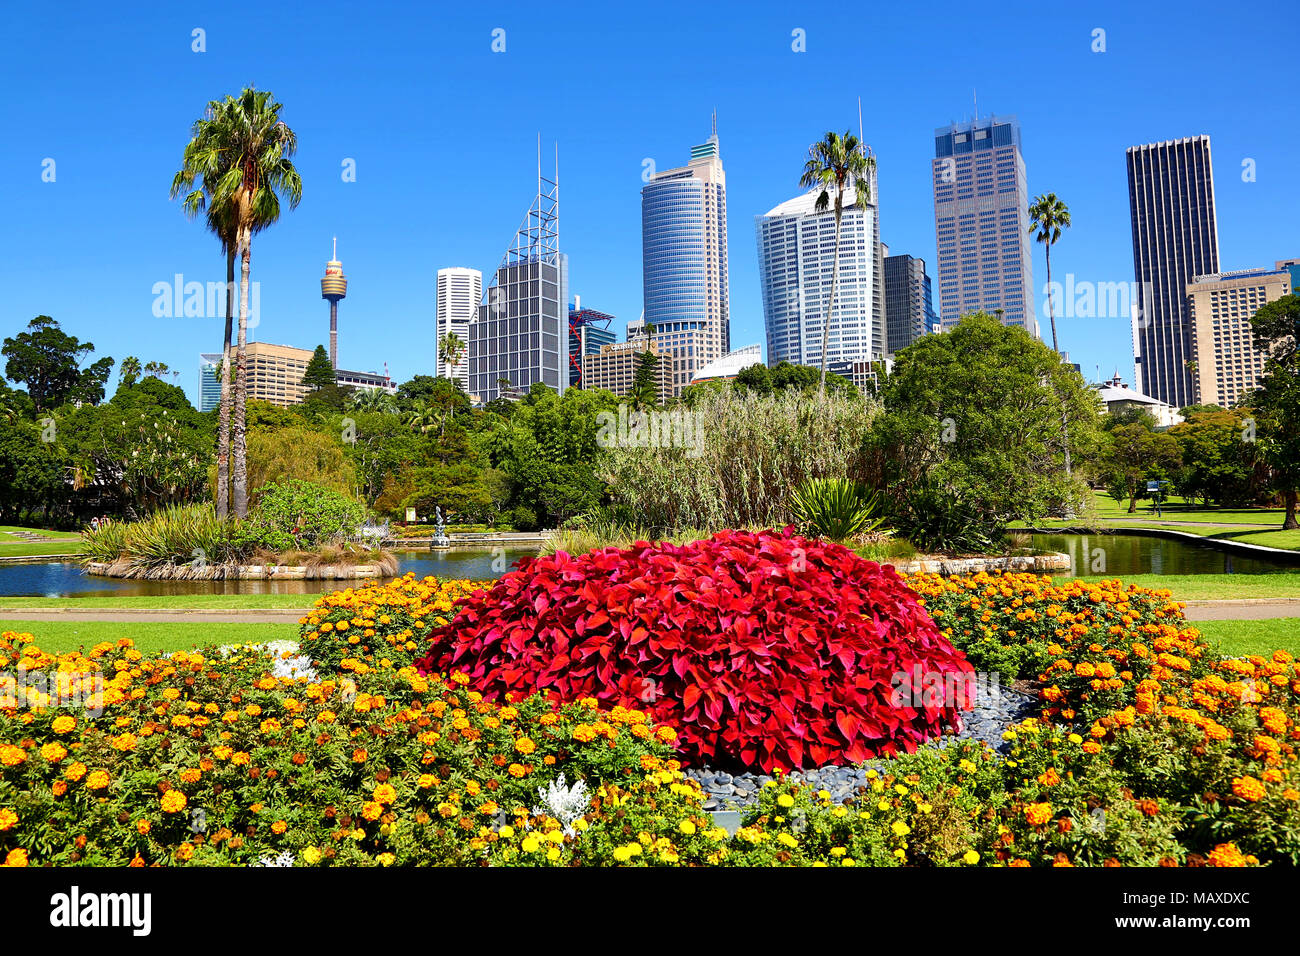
[0,525,83,559]
[0,593,322,610]
[0,619,299,656]
[1074,572,1300,601]
[1192,618,1300,659]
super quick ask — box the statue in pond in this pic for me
[435,507,446,537]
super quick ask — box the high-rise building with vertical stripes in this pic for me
[641,121,730,395]
[931,115,1036,337]
[436,267,481,390]
[755,171,885,369]
[468,148,567,404]
[198,352,223,412]
[1126,135,1220,409]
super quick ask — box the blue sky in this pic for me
[4,0,1296,406]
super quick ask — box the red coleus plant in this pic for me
[414,529,974,772]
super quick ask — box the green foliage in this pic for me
[888,482,1006,555]
[1101,421,1182,513]
[603,387,879,532]
[1249,294,1300,529]
[1167,407,1259,507]
[245,424,356,500]
[80,502,234,567]
[2,315,115,411]
[243,479,365,550]
[301,345,336,391]
[790,477,883,541]
[868,313,1099,529]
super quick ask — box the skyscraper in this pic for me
[436,267,481,390]
[883,253,937,354]
[755,171,884,369]
[468,147,568,403]
[1126,135,1220,409]
[198,352,223,412]
[641,120,730,395]
[931,115,1036,337]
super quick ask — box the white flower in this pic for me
[533,773,589,837]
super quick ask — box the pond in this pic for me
[0,549,539,598]
[1030,533,1300,577]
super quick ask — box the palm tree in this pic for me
[173,127,241,518]
[1028,193,1074,478]
[171,87,302,518]
[404,401,443,436]
[799,131,875,397]
[1028,193,1071,354]
[438,332,466,380]
[348,388,396,415]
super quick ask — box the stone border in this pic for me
[885,552,1071,575]
[83,561,388,581]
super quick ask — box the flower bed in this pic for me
[2,565,1298,867]
[413,530,973,772]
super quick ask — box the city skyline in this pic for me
[4,3,1296,410]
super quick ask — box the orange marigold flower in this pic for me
[1024,803,1052,827]
[1232,776,1266,803]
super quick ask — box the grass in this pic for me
[1192,618,1300,659]
[0,525,83,559]
[0,620,299,656]
[0,593,323,610]
[1072,572,1300,601]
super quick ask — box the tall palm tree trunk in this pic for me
[232,225,252,518]
[1046,247,1073,476]
[818,210,843,397]
[216,245,235,518]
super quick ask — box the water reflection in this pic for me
[1033,534,1297,577]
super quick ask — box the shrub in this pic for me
[602,388,880,532]
[413,529,974,772]
[79,503,238,567]
[791,477,884,541]
[244,479,366,551]
[889,483,1006,555]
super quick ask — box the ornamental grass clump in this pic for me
[414,529,975,772]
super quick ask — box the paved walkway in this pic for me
[1182,599,1300,621]
[2,600,1299,624]
[0,608,305,623]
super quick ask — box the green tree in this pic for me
[171,87,303,519]
[799,130,874,396]
[1249,294,1300,529]
[1102,422,1182,513]
[631,348,661,409]
[119,356,142,388]
[1167,408,1256,507]
[869,312,1100,528]
[438,332,466,381]
[2,316,114,411]
[301,345,336,391]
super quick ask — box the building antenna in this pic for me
[973,88,978,123]
[712,108,717,138]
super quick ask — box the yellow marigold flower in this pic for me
[777,794,795,808]
[0,809,17,831]
[160,790,187,813]
[302,847,322,865]
[679,820,696,835]
[891,821,911,837]
[1024,802,1052,827]
[51,716,76,734]
[963,850,980,864]
[417,774,436,789]
[1232,776,1266,803]
[521,836,540,853]
[40,742,67,763]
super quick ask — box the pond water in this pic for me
[0,549,538,598]
[2,534,1296,598]
[1030,533,1300,577]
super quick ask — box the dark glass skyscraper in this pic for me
[1125,135,1220,409]
[883,254,936,354]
